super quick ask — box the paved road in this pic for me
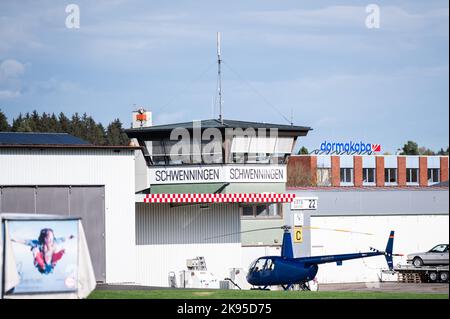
[319,282,449,294]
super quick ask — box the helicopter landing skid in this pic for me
[250,286,270,291]
[282,282,313,291]
[281,284,293,291]
[298,282,311,291]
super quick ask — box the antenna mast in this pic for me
[217,32,223,124]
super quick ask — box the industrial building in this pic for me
[287,154,448,188]
[242,154,449,283]
[0,132,137,284]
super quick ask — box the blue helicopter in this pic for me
[244,226,400,291]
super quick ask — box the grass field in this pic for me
[88,289,449,299]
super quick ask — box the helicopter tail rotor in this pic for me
[370,231,403,270]
[384,231,395,270]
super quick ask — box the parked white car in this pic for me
[407,244,449,267]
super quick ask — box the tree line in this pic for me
[1,110,447,154]
[0,109,129,146]
[399,141,448,156]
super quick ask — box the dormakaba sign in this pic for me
[149,165,286,184]
[310,140,382,155]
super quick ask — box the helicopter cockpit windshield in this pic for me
[249,258,275,273]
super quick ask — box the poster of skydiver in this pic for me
[7,219,78,294]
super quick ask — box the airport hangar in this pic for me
[0,132,137,284]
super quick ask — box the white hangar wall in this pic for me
[286,188,449,284]
[135,203,242,287]
[311,215,449,283]
[0,148,136,284]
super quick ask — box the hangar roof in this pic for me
[0,132,140,150]
[126,118,311,138]
[0,132,89,145]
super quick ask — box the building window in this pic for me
[148,138,223,165]
[230,136,293,165]
[363,168,375,184]
[428,168,440,184]
[340,168,353,184]
[385,168,397,184]
[240,204,282,218]
[406,168,419,184]
[242,206,254,217]
[256,205,269,217]
[317,168,331,186]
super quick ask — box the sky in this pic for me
[0,0,448,153]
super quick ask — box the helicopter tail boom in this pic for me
[296,231,397,270]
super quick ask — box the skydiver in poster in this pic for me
[11,228,75,275]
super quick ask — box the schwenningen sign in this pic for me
[310,141,381,155]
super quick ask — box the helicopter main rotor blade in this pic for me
[305,226,373,236]
[204,226,285,240]
[204,224,372,241]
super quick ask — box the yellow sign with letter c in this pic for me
[293,226,303,243]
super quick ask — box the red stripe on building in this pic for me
[141,193,296,203]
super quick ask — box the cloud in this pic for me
[215,62,449,132]
[243,5,449,32]
[0,90,21,99]
[238,5,449,54]
[0,59,25,79]
[72,12,212,64]
[154,111,186,125]
[30,77,84,95]
[243,6,366,29]
[0,59,25,99]
[0,15,45,55]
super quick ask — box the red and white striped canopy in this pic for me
[138,193,296,203]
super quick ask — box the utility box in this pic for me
[186,257,207,271]
[220,280,230,290]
